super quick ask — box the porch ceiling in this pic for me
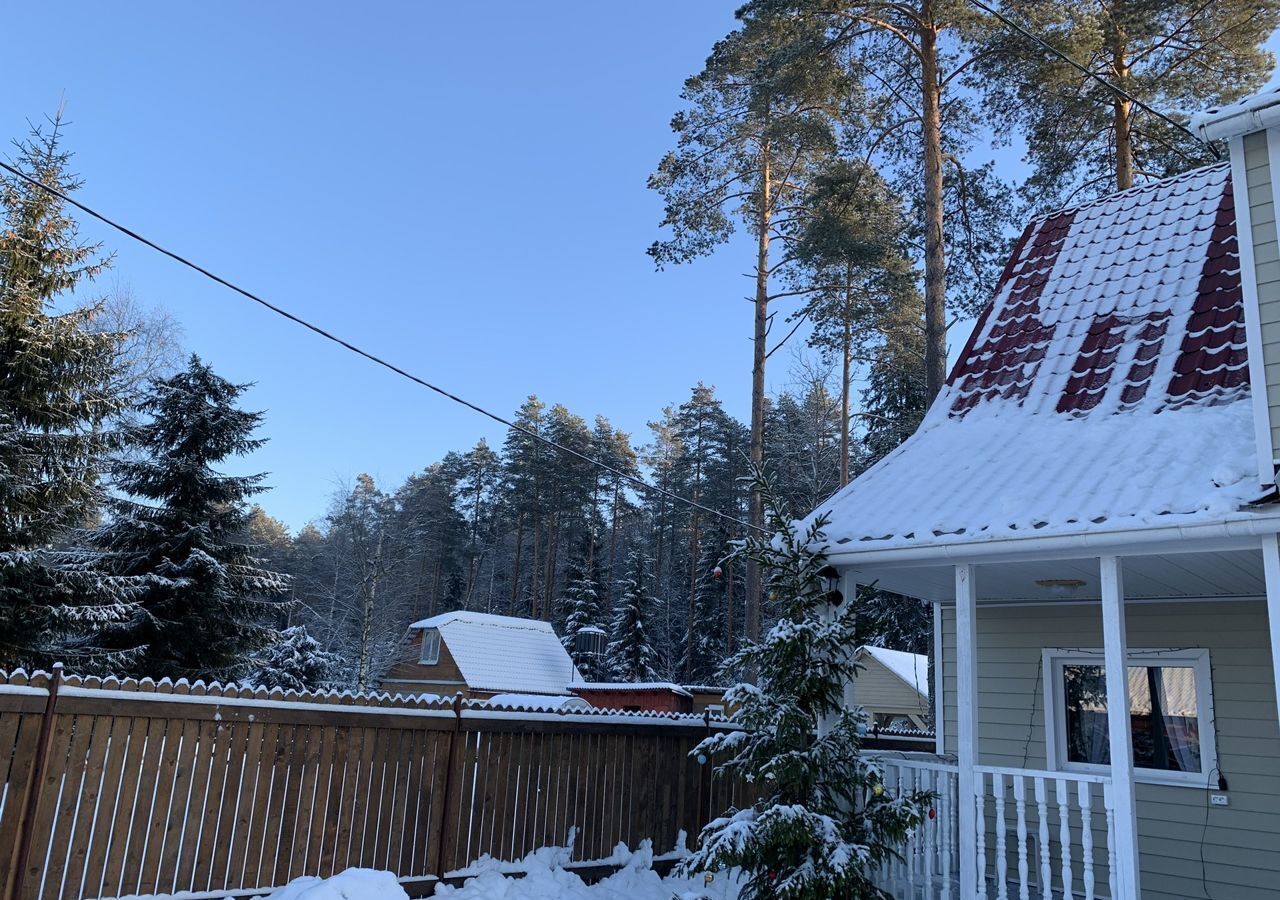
[846,547,1265,604]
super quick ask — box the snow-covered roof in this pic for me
[570,681,694,697]
[484,693,593,711]
[409,610,579,695]
[859,646,929,698]
[807,163,1264,552]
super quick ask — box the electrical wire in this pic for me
[0,159,764,534]
[964,0,1220,159]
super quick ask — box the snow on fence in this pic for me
[0,668,751,900]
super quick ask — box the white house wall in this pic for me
[940,599,1280,900]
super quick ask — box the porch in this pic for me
[840,533,1280,900]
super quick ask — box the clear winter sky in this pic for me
[3,4,1278,529]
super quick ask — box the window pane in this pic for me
[1061,664,1201,773]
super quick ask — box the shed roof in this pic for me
[807,163,1263,551]
[409,610,578,695]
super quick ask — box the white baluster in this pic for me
[1078,782,1095,900]
[941,770,954,900]
[1014,776,1029,900]
[1056,780,1074,900]
[1104,782,1118,900]
[1034,778,1051,900]
[975,771,988,900]
[903,768,916,889]
[994,774,1008,900]
[924,767,936,891]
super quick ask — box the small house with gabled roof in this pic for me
[378,610,579,700]
[812,91,1280,900]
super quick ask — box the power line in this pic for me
[965,0,1220,159]
[0,158,764,535]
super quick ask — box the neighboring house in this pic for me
[684,685,733,718]
[570,682,694,714]
[808,90,1280,900]
[855,646,930,731]
[378,610,579,700]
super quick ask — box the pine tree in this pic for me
[975,0,1280,206]
[249,625,339,692]
[608,551,659,682]
[682,467,927,898]
[85,356,289,679]
[0,116,131,670]
[650,10,847,655]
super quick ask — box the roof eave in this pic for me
[1192,92,1280,141]
[825,509,1280,568]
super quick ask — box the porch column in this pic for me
[1100,556,1142,899]
[955,564,978,900]
[840,574,857,714]
[1261,533,1280,735]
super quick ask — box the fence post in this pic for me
[699,710,713,829]
[7,664,63,900]
[434,694,465,883]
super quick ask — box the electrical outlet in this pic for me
[1210,794,1229,807]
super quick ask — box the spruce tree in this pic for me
[561,550,610,681]
[87,356,289,679]
[683,534,729,685]
[0,116,131,670]
[249,625,339,692]
[683,467,927,898]
[608,551,659,682]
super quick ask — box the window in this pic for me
[419,628,441,665]
[1043,648,1217,788]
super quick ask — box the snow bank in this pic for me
[259,869,408,900]
[251,845,741,900]
[436,842,741,900]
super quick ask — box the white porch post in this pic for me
[955,564,979,900]
[1100,556,1142,899]
[1260,534,1280,735]
[840,574,857,714]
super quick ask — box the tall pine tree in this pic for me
[0,116,130,670]
[86,356,288,679]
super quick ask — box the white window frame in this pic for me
[1042,647,1218,789]
[419,628,442,666]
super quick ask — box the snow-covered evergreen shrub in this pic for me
[249,625,340,692]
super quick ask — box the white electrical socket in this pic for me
[1210,794,1229,807]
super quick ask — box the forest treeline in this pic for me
[1,0,1277,693]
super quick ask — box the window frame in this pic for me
[419,628,442,666]
[1042,647,1218,789]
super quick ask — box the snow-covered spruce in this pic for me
[248,624,341,692]
[681,466,929,899]
[607,550,659,681]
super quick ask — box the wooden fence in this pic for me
[0,668,750,900]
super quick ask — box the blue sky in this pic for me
[3,4,1277,529]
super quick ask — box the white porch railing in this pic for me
[870,754,1118,900]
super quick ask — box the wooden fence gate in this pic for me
[0,669,749,900]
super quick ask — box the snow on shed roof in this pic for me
[859,646,929,698]
[807,163,1262,551]
[409,610,579,695]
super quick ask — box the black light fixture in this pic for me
[817,564,843,606]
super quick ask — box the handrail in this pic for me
[974,764,1112,785]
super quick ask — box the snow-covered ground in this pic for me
[255,844,741,900]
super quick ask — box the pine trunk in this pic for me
[840,266,853,487]
[746,136,772,664]
[1112,42,1134,191]
[509,513,524,615]
[920,14,948,402]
